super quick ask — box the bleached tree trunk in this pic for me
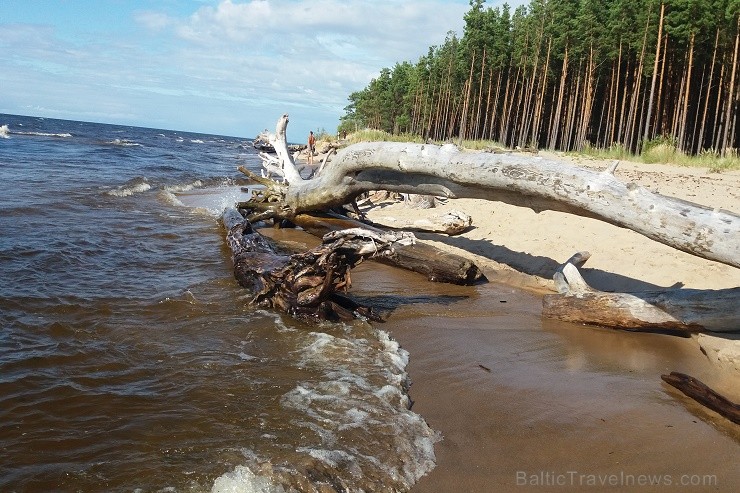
[543,253,739,332]
[254,116,739,269]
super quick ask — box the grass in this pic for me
[578,142,740,172]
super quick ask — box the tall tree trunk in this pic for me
[531,37,552,149]
[550,45,569,150]
[482,67,494,140]
[720,16,740,156]
[698,28,720,153]
[643,2,665,149]
[474,49,487,141]
[617,57,630,145]
[565,62,582,151]
[657,35,669,136]
[459,52,476,144]
[678,33,695,152]
[499,67,516,144]
[712,58,727,150]
[577,46,595,151]
[610,44,623,145]
[627,11,651,151]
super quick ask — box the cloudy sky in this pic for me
[0,0,514,139]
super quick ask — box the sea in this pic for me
[0,114,439,492]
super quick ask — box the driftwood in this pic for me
[254,115,739,268]
[222,207,415,321]
[661,372,740,425]
[288,212,484,284]
[542,253,740,332]
[241,115,738,331]
[368,209,472,235]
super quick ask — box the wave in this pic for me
[162,180,204,193]
[106,177,152,197]
[212,327,440,492]
[104,138,142,147]
[0,125,73,138]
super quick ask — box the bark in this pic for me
[366,209,472,236]
[287,212,484,285]
[222,207,414,322]
[661,372,740,425]
[543,255,740,332]
[251,116,739,268]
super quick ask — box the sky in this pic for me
[0,0,516,139]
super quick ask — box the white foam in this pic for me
[106,138,141,147]
[170,184,252,217]
[163,180,203,193]
[211,465,287,493]
[107,181,152,197]
[0,124,9,138]
[12,130,72,138]
[157,190,185,207]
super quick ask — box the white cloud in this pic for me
[1,0,479,137]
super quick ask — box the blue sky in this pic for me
[0,0,517,139]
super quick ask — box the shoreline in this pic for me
[353,153,740,491]
[297,147,740,490]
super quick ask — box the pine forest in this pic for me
[339,0,740,156]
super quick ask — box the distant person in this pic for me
[308,131,316,165]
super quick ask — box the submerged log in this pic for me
[222,207,415,322]
[661,372,740,425]
[543,254,740,332]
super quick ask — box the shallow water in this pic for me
[0,115,437,492]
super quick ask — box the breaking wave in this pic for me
[105,138,142,147]
[106,177,151,197]
[212,327,440,492]
[0,124,72,138]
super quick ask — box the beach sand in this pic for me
[350,152,740,492]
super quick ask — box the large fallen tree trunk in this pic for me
[542,253,740,332]
[222,207,415,322]
[252,115,739,268]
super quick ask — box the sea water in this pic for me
[0,114,438,492]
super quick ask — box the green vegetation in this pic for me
[340,0,740,161]
[577,140,740,171]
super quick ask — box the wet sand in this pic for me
[348,263,740,492]
[271,154,740,491]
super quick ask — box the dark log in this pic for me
[661,372,740,425]
[289,211,484,285]
[222,207,414,322]
[543,254,740,332]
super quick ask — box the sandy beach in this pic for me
[344,151,740,492]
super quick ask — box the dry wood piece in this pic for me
[222,207,414,322]
[289,211,484,285]
[661,372,740,425]
[369,209,472,236]
[543,254,740,332]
